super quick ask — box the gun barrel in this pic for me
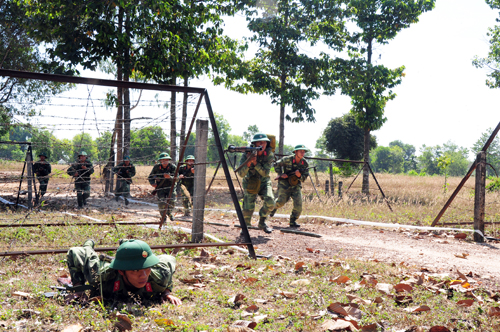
[227,145,263,153]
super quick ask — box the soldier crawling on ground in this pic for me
[60,239,182,306]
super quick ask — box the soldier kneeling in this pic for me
[63,239,181,306]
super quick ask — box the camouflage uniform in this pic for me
[112,161,136,198]
[66,242,176,305]
[178,163,194,214]
[148,162,176,219]
[272,155,309,224]
[33,159,51,196]
[237,146,275,226]
[67,159,94,208]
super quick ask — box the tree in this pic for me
[0,0,69,136]
[417,142,469,177]
[389,140,417,173]
[207,113,231,162]
[371,145,404,174]
[321,113,377,160]
[325,0,435,194]
[473,0,500,88]
[130,126,169,164]
[217,0,345,155]
[243,125,261,143]
[472,127,500,177]
[72,133,97,162]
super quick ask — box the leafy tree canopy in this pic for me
[471,127,500,177]
[130,126,169,164]
[321,113,377,160]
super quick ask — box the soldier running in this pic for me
[148,152,177,221]
[269,144,310,227]
[67,151,94,208]
[112,155,136,205]
[33,151,51,197]
[237,133,275,234]
[178,155,195,216]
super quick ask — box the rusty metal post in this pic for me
[329,163,334,194]
[474,152,486,243]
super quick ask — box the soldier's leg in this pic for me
[166,194,176,221]
[66,240,101,286]
[258,181,275,218]
[270,182,291,216]
[82,183,91,205]
[157,189,168,217]
[242,191,257,226]
[181,186,191,215]
[289,187,303,227]
[75,183,84,208]
[39,179,48,196]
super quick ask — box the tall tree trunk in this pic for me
[180,75,188,156]
[279,73,286,155]
[362,38,373,195]
[116,69,123,165]
[170,76,177,161]
[122,12,131,159]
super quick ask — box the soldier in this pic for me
[178,155,195,216]
[269,144,310,227]
[237,133,275,234]
[112,155,136,205]
[33,151,51,197]
[148,152,176,221]
[67,151,94,208]
[63,239,181,306]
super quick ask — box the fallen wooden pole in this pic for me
[280,229,322,238]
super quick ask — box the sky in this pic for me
[28,0,500,158]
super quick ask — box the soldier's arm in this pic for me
[47,163,52,174]
[148,166,157,185]
[88,162,95,175]
[274,158,284,177]
[67,165,75,176]
[237,154,249,178]
[129,165,136,177]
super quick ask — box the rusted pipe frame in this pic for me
[486,163,499,178]
[225,151,244,196]
[440,221,500,226]
[367,163,393,212]
[274,154,364,164]
[345,164,364,194]
[204,92,256,259]
[309,174,323,203]
[206,161,221,195]
[0,221,162,228]
[431,161,478,227]
[0,242,251,257]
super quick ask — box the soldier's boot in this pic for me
[168,214,175,221]
[258,217,273,234]
[289,218,300,228]
[269,209,277,217]
[83,239,95,248]
[77,194,84,208]
[184,210,191,217]
[115,196,120,202]
[83,193,90,206]
[124,197,129,206]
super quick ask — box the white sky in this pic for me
[29,0,500,158]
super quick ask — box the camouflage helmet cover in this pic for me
[293,144,309,152]
[78,151,88,157]
[108,239,160,271]
[123,155,131,161]
[184,155,195,161]
[157,152,171,160]
[251,133,270,143]
[38,151,48,158]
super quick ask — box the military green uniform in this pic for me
[112,161,136,198]
[272,155,309,224]
[66,241,176,305]
[148,163,176,219]
[67,159,94,208]
[33,159,51,196]
[237,146,275,226]
[178,163,194,214]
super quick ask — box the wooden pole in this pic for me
[338,181,343,198]
[325,180,329,194]
[474,152,486,243]
[329,163,334,194]
[26,145,33,209]
[192,120,208,243]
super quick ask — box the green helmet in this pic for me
[123,155,131,161]
[78,151,88,157]
[38,151,48,158]
[293,144,309,152]
[109,239,160,271]
[251,133,270,143]
[157,152,171,161]
[185,155,195,161]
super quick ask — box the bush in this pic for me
[408,170,418,176]
[487,177,500,192]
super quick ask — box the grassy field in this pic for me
[1,161,500,330]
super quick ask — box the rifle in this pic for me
[275,166,316,185]
[227,145,263,173]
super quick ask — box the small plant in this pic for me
[408,170,418,176]
[487,176,500,192]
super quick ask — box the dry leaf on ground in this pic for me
[327,302,349,317]
[394,283,413,293]
[404,305,431,313]
[330,275,351,284]
[291,279,310,287]
[322,319,357,331]
[61,324,83,332]
[376,283,393,295]
[456,299,474,307]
